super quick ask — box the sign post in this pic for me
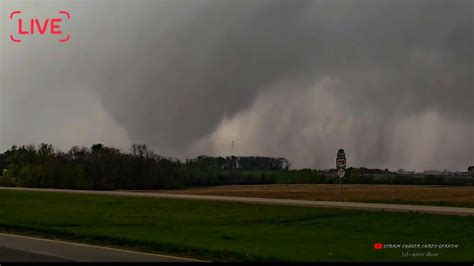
[336,149,346,202]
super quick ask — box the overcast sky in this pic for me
[1,0,473,171]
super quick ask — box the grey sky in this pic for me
[1,0,473,170]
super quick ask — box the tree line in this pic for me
[0,143,472,190]
[0,144,290,189]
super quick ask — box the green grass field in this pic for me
[0,190,473,262]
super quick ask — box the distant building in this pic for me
[469,166,474,176]
[422,170,455,176]
[453,171,470,176]
[397,169,415,175]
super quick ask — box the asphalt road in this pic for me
[0,233,202,262]
[0,246,70,262]
[1,186,473,216]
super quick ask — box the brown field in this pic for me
[155,184,474,207]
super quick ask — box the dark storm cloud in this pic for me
[1,0,473,170]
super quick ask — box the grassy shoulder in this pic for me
[0,190,473,262]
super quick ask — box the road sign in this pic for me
[336,149,346,169]
[336,149,347,202]
[337,149,345,158]
[337,168,345,178]
[336,158,346,169]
